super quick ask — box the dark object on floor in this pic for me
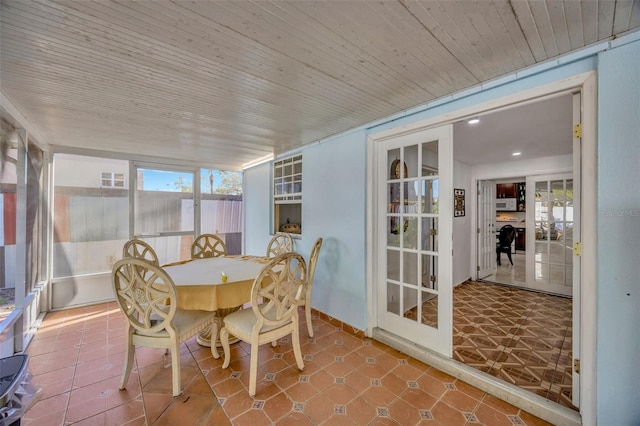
[496,225,517,266]
[0,354,40,426]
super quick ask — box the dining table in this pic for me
[163,255,270,349]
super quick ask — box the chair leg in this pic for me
[506,250,513,265]
[291,324,305,371]
[171,342,182,397]
[221,328,231,369]
[249,341,259,397]
[305,305,314,338]
[120,331,135,390]
[210,322,220,359]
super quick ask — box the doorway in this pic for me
[368,73,596,423]
[466,94,580,410]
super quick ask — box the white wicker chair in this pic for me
[122,238,159,265]
[265,232,293,258]
[191,233,227,259]
[112,258,217,397]
[220,252,306,396]
[299,238,323,337]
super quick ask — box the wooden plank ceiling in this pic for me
[1,1,639,169]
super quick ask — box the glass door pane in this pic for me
[135,167,195,264]
[385,141,440,330]
[531,175,573,295]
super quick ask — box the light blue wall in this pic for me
[243,163,272,257]
[244,130,368,330]
[243,37,640,423]
[300,132,367,329]
[596,40,640,425]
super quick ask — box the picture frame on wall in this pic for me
[454,188,465,217]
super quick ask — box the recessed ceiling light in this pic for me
[512,152,521,156]
[468,117,480,124]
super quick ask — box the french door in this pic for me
[525,174,575,297]
[477,180,497,279]
[376,125,453,357]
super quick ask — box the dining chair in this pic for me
[191,233,227,259]
[496,225,517,265]
[265,232,293,258]
[299,237,323,337]
[122,238,159,265]
[220,252,307,396]
[112,257,217,397]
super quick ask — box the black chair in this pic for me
[496,225,517,266]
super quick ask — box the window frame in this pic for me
[272,154,302,235]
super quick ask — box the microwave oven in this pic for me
[496,198,517,211]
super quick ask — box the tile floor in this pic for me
[452,281,575,410]
[483,253,526,287]
[22,302,554,426]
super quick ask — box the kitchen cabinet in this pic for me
[496,183,517,199]
[515,227,526,251]
[516,182,526,211]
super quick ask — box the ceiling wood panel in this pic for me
[1,0,638,169]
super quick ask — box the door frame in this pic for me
[366,71,597,424]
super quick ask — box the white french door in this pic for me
[477,180,497,279]
[525,173,575,297]
[375,125,453,357]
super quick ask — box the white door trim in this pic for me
[366,70,597,425]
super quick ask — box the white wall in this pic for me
[453,160,472,286]
[472,154,572,180]
[596,39,640,425]
[54,154,129,188]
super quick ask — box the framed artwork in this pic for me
[454,188,465,217]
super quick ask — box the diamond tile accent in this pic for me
[335,377,345,384]
[371,379,381,387]
[293,402,304,412]
[366,357,375,364]
[445,383,457,390]
[252,400,264,409]
[335,340,343,345]
[464,413,479,422]
[334,404,346,414]
[299,375,310,383]
[376,408,390,417]
[419,410,433,420]
[398,359,408,365]
[407,381,418,388]
[508,415,526,425]
[335,356,344,362]
[273,353,283,359]
[265,373,275,381]
[230,372,241,379]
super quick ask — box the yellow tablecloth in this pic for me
[164,256,269,311]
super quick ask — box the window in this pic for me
[273,155,302,235]
[54,155,129,277]
[101,172,125,188]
